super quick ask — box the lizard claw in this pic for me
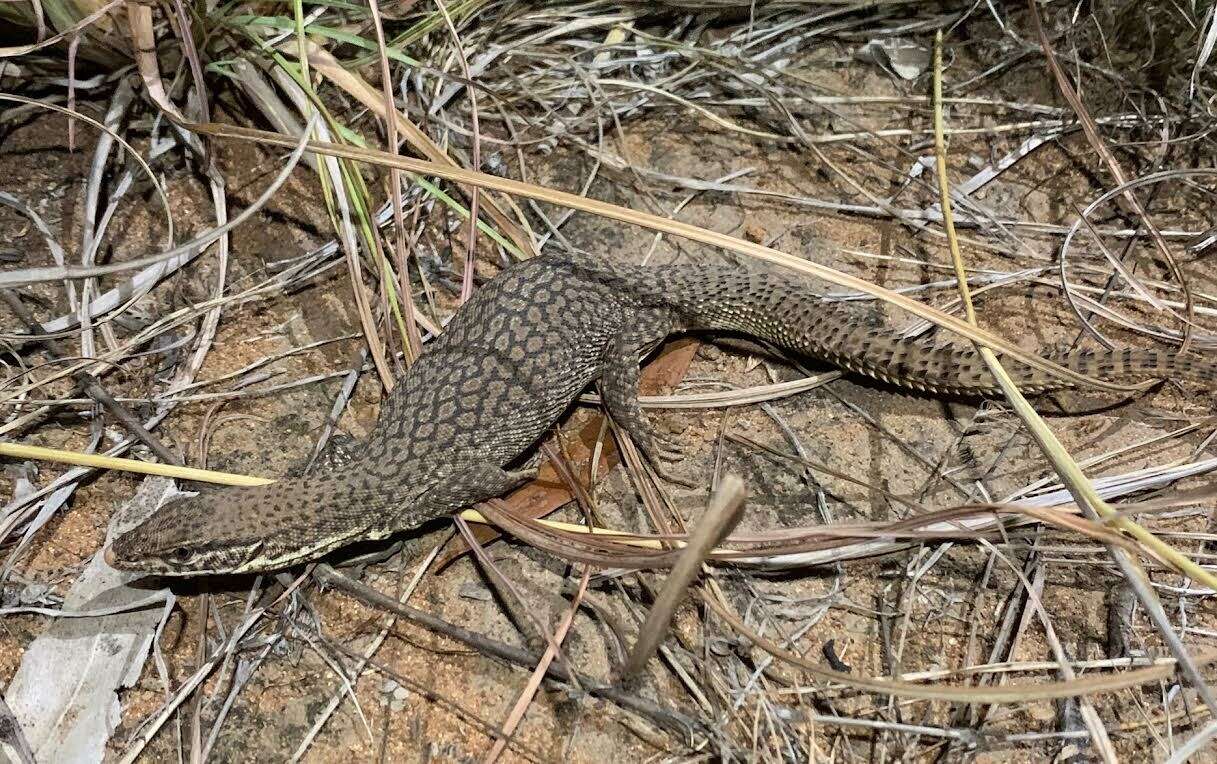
[503,466,539,487]
[635,434,696,488]
[650,461,697,488]
[651,438,686,465]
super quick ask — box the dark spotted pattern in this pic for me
[108,254,1217,574]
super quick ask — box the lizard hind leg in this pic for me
[600,327,693,486]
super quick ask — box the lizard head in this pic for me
[105,478,391,576]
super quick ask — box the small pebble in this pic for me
[707,637,733,657]
[19,583,51,604]
[743,222,767,243]
[459,582,492,601]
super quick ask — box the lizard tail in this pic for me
[652,267,1216,396]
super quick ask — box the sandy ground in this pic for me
[1,32,1216,763]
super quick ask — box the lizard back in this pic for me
[107,254,1216,574]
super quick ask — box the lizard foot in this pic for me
[502,466,539,488]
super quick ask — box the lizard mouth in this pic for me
[102,542,168,573]
[103,536,144,570]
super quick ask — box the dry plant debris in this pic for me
[0,1,1216,761]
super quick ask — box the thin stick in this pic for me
[311,564,700,736]
[485,567,590,763]
[367,0,423,363]
[0,289,181,466]
[433,0,482,304]
[621,475,746,680]
[929,30,1217,719]
[1026,0,1194,351]
[0,443,270,486]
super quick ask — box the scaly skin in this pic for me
[106,254,1217,575]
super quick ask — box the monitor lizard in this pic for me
[105,253,1216,575]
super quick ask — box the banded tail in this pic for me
[648,267,1216,396]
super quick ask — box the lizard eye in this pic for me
[168,546,193,564]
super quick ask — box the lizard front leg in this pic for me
[396,460,537,531]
